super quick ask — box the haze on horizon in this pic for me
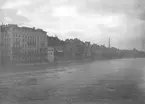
[0,0,145,50]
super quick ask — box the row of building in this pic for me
[1,24,142,65]
[0,24,94,65]
[0,24,50,65]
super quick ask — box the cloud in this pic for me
[4,17,12,22]
[0,9,29,24]
[0,9,4,22]
[0,0,30,24]
[1,0,31,9]
[0,0,6,6]
[52,6,78,17]
[65,31,85,39]
[66,0,145,20]
[81,0,136,12]
[0,0,145,49]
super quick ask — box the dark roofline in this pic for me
[5,24,47,34]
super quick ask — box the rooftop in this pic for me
[0,24,47,34]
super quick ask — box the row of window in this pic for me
[12,28,35,33]
[48,52,54,55]
[22,39,38,43]
[13,34,40,40]
[12,56,42,61]
[12,40,44,47]
[13,50,47,53]
[3,44,10,48]
[13,43,38,48]
[13,38,39,43]
[3,38,9,44]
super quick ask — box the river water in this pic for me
[0,58,145,104]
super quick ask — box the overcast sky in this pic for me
[0,0,145,49]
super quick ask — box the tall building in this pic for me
[0,25,11,65]
[0,24,48,64]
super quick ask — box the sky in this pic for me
[0,0,145,50]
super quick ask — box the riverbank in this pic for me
[0,57,144,74]
[0,59,92,74]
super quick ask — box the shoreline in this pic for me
[0,57,144,74]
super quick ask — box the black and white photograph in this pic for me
[0,0,145,103]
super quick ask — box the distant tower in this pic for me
[109,37,111,48]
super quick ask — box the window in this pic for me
[13,56,15,60]
[25,44,27,48]
[22,38,25,42]
[22,44,24,48]
[40,42,45,47]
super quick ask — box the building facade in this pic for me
[84,42,92,58]
[47,47,54,62]
[0,24,48,64]
[0,25,11,65]
[65,39,85,60]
